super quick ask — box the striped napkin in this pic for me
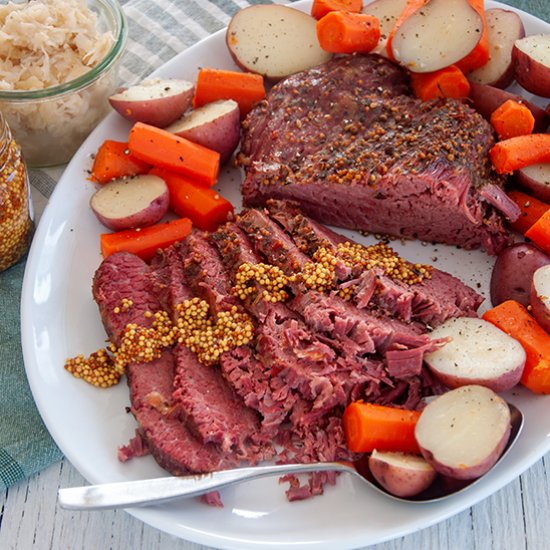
[0,0,546,491]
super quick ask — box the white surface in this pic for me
[19,2,550,549]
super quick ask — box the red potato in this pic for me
[424,317,525,393]
[513,34,550,98]
[390,0,483,73]
[226,4,331,80]
[468,8,525,89]
[109,78,195,128]
[415,385,512,480]
[368,450,437,498]
[530,264,550,333]
[165,100,240,165]
[490,242,550,307]
[90,174,170,231]
[516,163,550,202]
[361,0,407,57]
[468,82,549,132]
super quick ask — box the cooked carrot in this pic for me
[128,122,220,186]
[311,0,363,19]
[455,0,489,73]
[386,0,428,60]
[100,217,192,261]
[489,134,550,175]
[410,65,471,101]
[90,140,150,184]
[490,99,535,140]
[193,67,265,117]
[316,12,380,54]
[525,208,550,255]
[507,190,550,234]
[150,167,234,232]
[483,300,550,394]
[342,401,421,453]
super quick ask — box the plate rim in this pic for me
[20,1,550,548]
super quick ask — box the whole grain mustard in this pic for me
[0,112,32,271]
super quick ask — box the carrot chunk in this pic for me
[316,12,380,54]
[311,0,363,20]
[525,208,550,255]
[100,217,192,261]
[507,190,550,234]
[490,99,535,140]
[489,134,550,174]
[342,401,421,453]
[455,0,489,73]
[150,167,234,232]
[193,68,265,117]
[483,300,550,394]
[128,122,220,186]
[90,140,150,184]
[410,65,471,101]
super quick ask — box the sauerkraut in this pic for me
[0,0,121,166]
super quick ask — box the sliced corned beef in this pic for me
[173,344,270,463]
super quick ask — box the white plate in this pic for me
[21,2,550,548]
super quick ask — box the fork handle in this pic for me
[58,462,348,510]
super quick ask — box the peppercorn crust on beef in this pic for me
[238,54,519,255]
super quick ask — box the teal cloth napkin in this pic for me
[0,0,547,491]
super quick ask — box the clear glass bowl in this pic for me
[0,0,127,167]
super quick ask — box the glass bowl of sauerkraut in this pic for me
[0,0,127,167]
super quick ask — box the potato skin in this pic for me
[490,243,550,307]
[109,80,194,128]
[513,41,550,98]
[420,422,510,480]
[368,452,436,497]
[415,386,512,480]
[90,176,170,231]
[169,102,240,164]
[515,164,550,203]
[530,265,550,333]
[428,367,523,394]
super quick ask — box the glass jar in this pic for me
[0,112,33,272]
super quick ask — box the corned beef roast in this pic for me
[92,202,483,503]
[238,54,520,255]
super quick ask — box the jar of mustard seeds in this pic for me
[0,111,33,272]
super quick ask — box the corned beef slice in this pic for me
[239,55,516,255]
[92,251,162,344]
[173,344,270,462]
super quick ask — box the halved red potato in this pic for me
[109,79,194,128]
[226,4,331,80]
[468,82,549,132]
[391,0,483,73]
[362,0,407,57]
[165,100,240,164]
[490,242,550,307]
[90,174,170,231]
[415,385,512,480]
[513,34,550,98]
[516,163,550,202]
[531,264,550,333]
[468,8,525,89]
[368,450,437,498]
[424,317,525,393]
